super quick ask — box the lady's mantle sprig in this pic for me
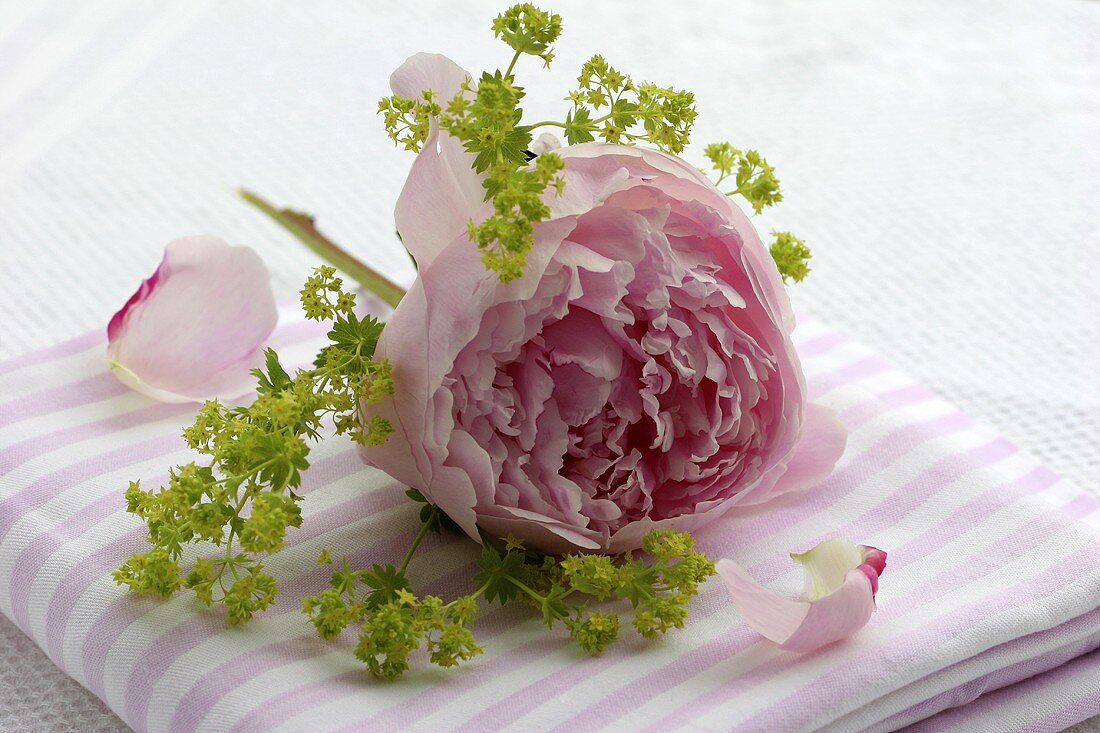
[379,4,811,285]
[703,142,812,282]
[379,4,699,283]
[114,267,393,622]
[304,500,715,679]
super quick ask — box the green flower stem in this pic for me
[503,49,522,78]
[398,520,432,574]
[238,188,407,309]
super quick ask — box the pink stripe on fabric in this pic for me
[817,354,890,388]
[167,642,349,733]
[7,474,166,633]
[912,645,1100,733]
[805,359,893,403]
[0,432,183,541]
[461,431,1009,733]
[230,671,362,733]
[324,393,968,732]
[0,401,193,473]
[0,371,128,427]
[1060,492,1100,520]
[874,610,1100,731]
[1005,656,1100,733]
[790,331,847,357]
[0,330,102,377]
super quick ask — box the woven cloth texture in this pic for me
[0,0,1097,731]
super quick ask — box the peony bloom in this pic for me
[106,236,277,403]
[363,54,847,553]
[717,539,887,652]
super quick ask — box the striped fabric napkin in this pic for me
[1,310,1098,733]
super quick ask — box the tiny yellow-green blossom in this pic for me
[770,231,813,283]
[380,4,699,283]
[492,4,563,66]
[569,611,620,653]
[705,142,783,214]
[378,90,442,152]
[562,55,697,153]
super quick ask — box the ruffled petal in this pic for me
[717,539,886,653]
[390,53,484,269]
[738,403,848,507]
[361,216,581,545]
[105,236,277,403]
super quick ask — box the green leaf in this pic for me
[564,107,596,145]
[359,563,412,608]
[539,584,570,628]
[473,545,528,604]
[252,348,292,395]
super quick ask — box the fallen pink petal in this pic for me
[105,235,278,403]
[717,538,887,653]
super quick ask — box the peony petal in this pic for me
[394,130,485,269]
[390,53,484,270]
[389,51,469,103]
[790,537,866,601]
[360,216,581,546]
[737,403,848,507]
[715,558,811,645]
[717,539,887,653]
[105,236,277,403]
[777,570,878,653]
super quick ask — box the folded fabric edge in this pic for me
[900,647,1100,733]
[824,606,1100,732]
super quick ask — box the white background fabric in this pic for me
[0,0,1096,730]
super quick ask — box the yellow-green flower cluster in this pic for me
[303,544,483,680]
[379,4,702,283]
[704,142,815,281]
[305,524,715,679]
[769,231,813,283]
[377,91,441,153]
[704,141,783,214]
[114,268,392,622]
[564,55,697,153]
[480,528,715,657]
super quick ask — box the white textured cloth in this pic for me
[0,1,1097,731]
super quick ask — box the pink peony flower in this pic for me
[363,54,847,553]
[106,236,277,403]
[717,539,887,652]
